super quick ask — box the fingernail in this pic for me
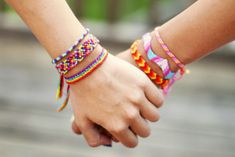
[103,144,112,147]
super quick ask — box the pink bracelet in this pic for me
[142,33,175,79]
[154,27,185,69]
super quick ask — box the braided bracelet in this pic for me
[154,27,185,69]
[56,49,108,112]
[130,40,169,88]
[65,49,108,84]
[142,33,175,79]
[55,35,99,75]
[52,28,89,64]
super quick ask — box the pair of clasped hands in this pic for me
[6,0,235,149]
[70,30,170,148]
[5,0,235,150]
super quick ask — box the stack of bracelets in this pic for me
[52,27,186,112]
[52,28,108,112]
[130,27,186,95]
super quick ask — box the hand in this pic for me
[71,34,169,147]
[70,51,163,148]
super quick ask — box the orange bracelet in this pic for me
[130,40,169,88]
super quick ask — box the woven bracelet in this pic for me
[52,28,89,64]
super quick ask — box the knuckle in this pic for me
[141,130,151,138]
[78,120,88,129]
[137,79,148,88]
[151,111,160,122]
[108,123,127,134]
[129,91,144,104]
[72,122,81,134]
[157,95,164,107]
[126,109,139,121]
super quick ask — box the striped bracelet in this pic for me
[65,49,108,84]
[130,40,169,88]
[154,27,185,69]
[142,33,175,79]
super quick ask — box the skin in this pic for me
[72,0,235,146]
[5,0,164,148]
[5,0,235,148]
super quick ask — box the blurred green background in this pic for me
[0,0,194,23]
[0,0,156,19]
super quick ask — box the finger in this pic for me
[100,133,113,147]
[144,79,164,108]
[96,125,119,142]
[130,114,150,138]
[139,98,160,122]
[72,114,114,144]
[112,136,119,143]
[108,123,138,148]
[72,120,82,135]
[77,118,112,147]
[95,126,114,146]
[71,115,82,134]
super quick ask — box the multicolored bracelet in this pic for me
[55,49,108,112]
[142,33,175,79]
[55,35,99,75]
[65,49,108,84]
[56,49,108,112]
[52,28,89,64]
[154,27,185,70]
[130,40,169,88]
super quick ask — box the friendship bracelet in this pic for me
[56,49,108,112]
[130,40,169,87]
[52,28,89,64]
[154,27,185,69]
[55,36,99,75]
[142,33,175,79]
[65,49,108,85]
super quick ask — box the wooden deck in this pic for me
[0,34,235,157]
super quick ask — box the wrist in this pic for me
[137,40,165,78]
[155,26,194,65]
[135,31,180,78]
[150,31,180,72]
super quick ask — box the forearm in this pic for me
[5,0,86,59]
[153,0,235,66]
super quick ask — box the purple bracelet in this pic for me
[52,28,90,64]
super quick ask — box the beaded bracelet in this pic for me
[154,27,185,69]
[55,35,99,75]
[65,48,108,84]
[142,33,175,79]
[52,28,89,64]
[130,40,169,88]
